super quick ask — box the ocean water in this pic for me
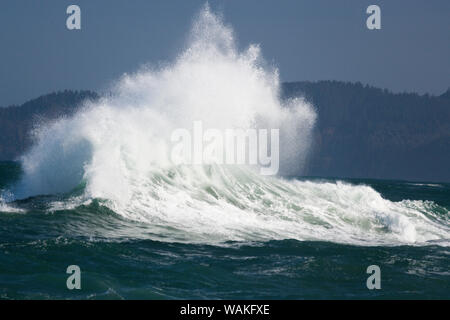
[0,6,449,299]
[0,161,449,299]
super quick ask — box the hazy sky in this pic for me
[0,0,449,106]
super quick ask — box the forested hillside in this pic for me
[283,81,450,182]
[0,90,98,160]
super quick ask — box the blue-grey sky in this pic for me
[0,0,449,106]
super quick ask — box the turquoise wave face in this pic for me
[0,161,449,299]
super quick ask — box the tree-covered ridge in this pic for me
[0,90,98,160]
[283,81,450,182]
[0,82,449,182]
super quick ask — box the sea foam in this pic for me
[12,5,449,246]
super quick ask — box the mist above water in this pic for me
[16,4,316,200]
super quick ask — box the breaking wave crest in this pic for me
[8,5,449,246]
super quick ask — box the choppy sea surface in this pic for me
[1,161,448,299]
[1,5,449,300]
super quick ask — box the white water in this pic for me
[0,200,24,213]
[0,192,24,213]
[12,5,450,246]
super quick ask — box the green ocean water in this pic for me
[0,161,449,299]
